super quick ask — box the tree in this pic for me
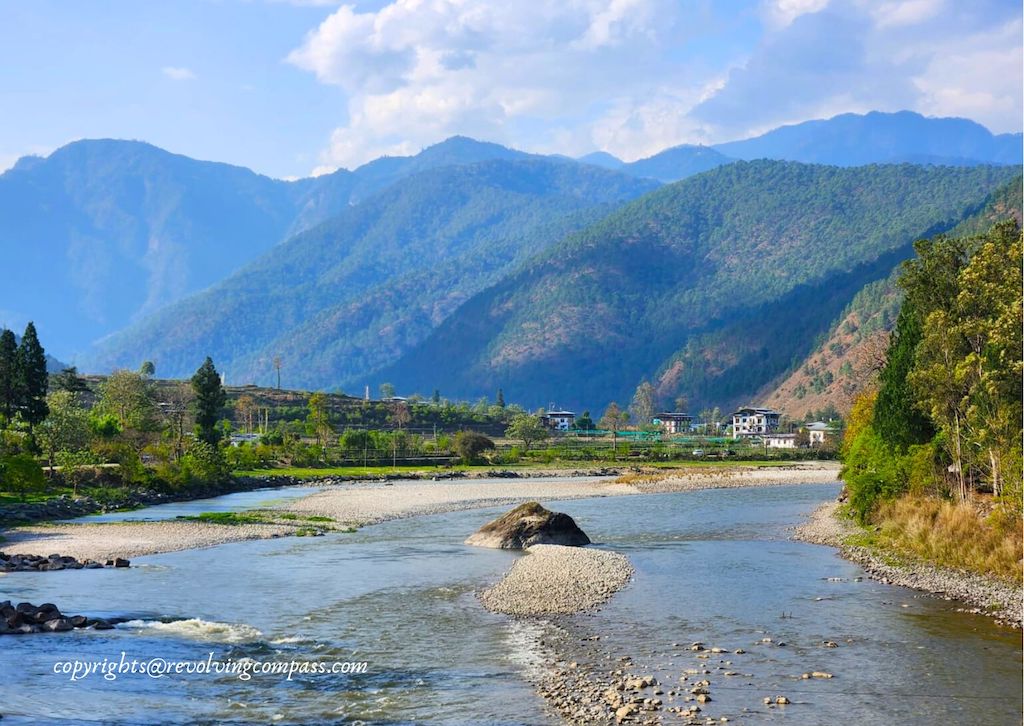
[98,370,158,432]
[630,381,657,425]
[506,413,549,451]
[0,453,46,500]
[159,383,194,461]
[674,395,689,412]
[191,357,226,446]
[307,392,333,449]
[0,329,17,424]
[432,389,441,405]
[496,388,505,408]
[16,322,49,429]
[873,300,934,451]
[139,360,156,377]
[575,410,595,431]
[379,382,396,400]
[273,356,282,390]
[391,401,411,430]
[235,394,258,434]
[38,390,90,470]
[454,431,495,464]
[52,366,90,395]
[599,402,629,432]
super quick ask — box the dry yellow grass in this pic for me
[870,496,1023,581]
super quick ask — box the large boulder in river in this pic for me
[465,502,591,549]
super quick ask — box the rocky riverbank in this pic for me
[1,552,128,571]
[478,545,634,616]
[794,501,1023,628]
[1,601,117,635]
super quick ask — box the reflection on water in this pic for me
[0,481,1019,725]
[67,486,325,523]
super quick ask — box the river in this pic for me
[0,481,1019,724]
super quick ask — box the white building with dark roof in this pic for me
[731,407,781,438]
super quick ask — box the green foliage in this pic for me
[0,453,47,500]
[453,431,495,464]
[16,323,49,428]
[384,162,1016,410]
[873,300,934,451]
[0,329,18,423]
[191,357,227,446]
[505,413,549,451]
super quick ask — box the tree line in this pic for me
[841,220,1022,520]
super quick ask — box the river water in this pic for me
[0,481,1019,725]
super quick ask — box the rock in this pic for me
[464,502,591,549]
[811,671,833,679]
[91,619,114,630]
[775,696,791,704]
[42,618,74,632]
[114,558,130,568]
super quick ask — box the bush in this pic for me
[0,453,46,500]
[454,431,495,464]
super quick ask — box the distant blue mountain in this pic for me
[713,110,1022,166]
[0,136,531,359]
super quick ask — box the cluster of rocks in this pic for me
[1,552,129,572]
[794,501,1023,628]
[0,601,116,635]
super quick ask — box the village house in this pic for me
[805,421,836,446]
[764,433,797,449]
[541,410,575,431]
[653,412,693,434]
[730,407,781,438]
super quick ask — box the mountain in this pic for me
[578,151,624,170]
[0,136,534,360]
[86,158,659,386]
[713,110,1022,167]
[761,174,1023,417]
[378,162,1018,412]
[623,145,734,182]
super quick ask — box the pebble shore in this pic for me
[479,544,634,616]
[794,501,1022,628]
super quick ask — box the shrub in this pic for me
[453,431,495,464]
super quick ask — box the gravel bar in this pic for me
[478,544,634,616]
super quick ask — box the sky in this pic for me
[0,0,1020,178]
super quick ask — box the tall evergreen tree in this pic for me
[191,357,226,446]
[16,322,49,429]
[496,388,505,408]
[0,329,18,423]
[872,300,934,451]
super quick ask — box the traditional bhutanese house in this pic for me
[764,433,797,449]
[653,412,692,434]
[805,421,837,446]
[731,407,781,438]
[542,410,576,431]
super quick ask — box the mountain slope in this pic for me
[623,145,734,182]
[0,136,535,360]
[88,159,659,386]
[760,174,1023,417]
[380,162,1018,411]
[713,111,1022,166]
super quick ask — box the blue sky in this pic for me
[1,0,1020,178]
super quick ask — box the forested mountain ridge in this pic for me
[86,158,660,386]
[0,136,536,359]
[379,162,1018,411]
[761,174,1023,417]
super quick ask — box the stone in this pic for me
[114,558,130,568]
[464,502,591,549]
[42,618,74,632]
[775,696,791,705]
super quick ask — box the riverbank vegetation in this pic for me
[840,220,1022,580]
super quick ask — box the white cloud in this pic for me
[288,0,1022,171]
[162,66,196,81]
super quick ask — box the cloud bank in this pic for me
[287,0,1023,171]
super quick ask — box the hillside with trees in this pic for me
[381,161,1017,411]
[87,159,658,388]
[839,219,1022,579]
[762,176,1023,417]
